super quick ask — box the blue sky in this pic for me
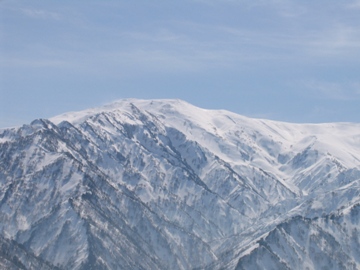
[1,0,360,128]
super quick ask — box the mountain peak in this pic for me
[49,98,192,125]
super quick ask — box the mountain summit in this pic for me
[1,99,360,269]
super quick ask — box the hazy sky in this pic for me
[1,0,360,128]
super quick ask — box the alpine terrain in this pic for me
[1,99,359,269]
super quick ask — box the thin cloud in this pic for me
[308,25,360,56]
[303,80,360,100]
[5,24,358,77]
[346,0,360,9]
[193,0,307,17]
[21,8,61,20]
[2,58,73,69]
[218,23,360,60]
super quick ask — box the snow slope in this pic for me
[0,99,359,269]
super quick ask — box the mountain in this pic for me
[1,99,359,269]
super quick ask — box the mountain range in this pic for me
[1,99,359,269]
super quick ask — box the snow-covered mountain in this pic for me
[1,99,359,269]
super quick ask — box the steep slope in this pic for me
[0,234,59,270]
[0,99,359,269]
[235,202,360,270]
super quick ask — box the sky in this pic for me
[1,0,360,128]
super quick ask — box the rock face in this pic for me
[0,99,359,269]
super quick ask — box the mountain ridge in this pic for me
[0,99,359,269]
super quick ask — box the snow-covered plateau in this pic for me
[0,99,359,269]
